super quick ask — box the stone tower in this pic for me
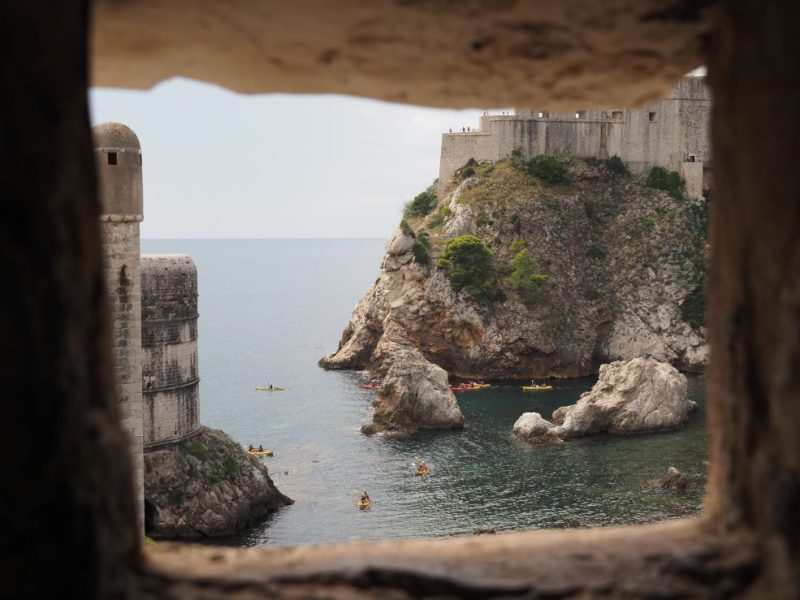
[93,122,144,533]
[141,254,201,448]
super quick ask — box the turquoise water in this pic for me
[142,239,707,545]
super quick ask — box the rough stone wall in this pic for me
[439,76,711,196]
[141,254,201,448]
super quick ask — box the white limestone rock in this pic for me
[386,228,414,255]
[554,357,695,437]
[512,412,561,444]
[364,343,464,436]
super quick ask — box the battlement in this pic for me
[439,75,711,198]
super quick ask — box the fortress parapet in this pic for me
[439,75,711,199]
[141,254,201,448]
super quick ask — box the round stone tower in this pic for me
[141,255,201,447]
[93,122,144,533]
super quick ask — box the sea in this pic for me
[141,239,707,546]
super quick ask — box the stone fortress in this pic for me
[94,122,287,537]
[439,74,710,199]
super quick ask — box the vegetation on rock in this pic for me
[507,239,548,304]
[526,154,569,185]
[646,166,684,199]
[404,183,439,218]
[437,234,495,301]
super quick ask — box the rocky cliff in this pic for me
[321,156,708,433]
[144,427,292,538]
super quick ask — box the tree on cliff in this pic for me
[437,235,495,300]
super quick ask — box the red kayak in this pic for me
[359,384,383,390]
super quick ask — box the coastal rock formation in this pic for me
[321,158,708,403]
[659,466,690,492]
[512,412,561,445]
[143,427,292,538]
[553,357,695,437]
[512,357,696,445]
[362,343,463,437]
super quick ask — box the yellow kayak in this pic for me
[358,499,371,509]
[256,386,285,391]
[248,449,274,456]
[522,385,553,392]
[415,467,431,476]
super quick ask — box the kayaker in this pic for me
[417,461,428,473]
[248,444,254,451]
[361,490,370,503]
[258,444,264,452]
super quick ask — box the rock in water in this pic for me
[659,466,689,491]
[514,357,696,444]
[143,427,292,538]
[553,357,696,437]
[366,343,464,436]
[512,412,561,444]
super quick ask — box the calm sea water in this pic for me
[141,239,707,546]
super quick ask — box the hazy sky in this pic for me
[89,78,490,239]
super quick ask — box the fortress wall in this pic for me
[438,77,711,197]
[438,130,494,194]
[141,254,201,448]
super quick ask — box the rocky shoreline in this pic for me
[143,426,292,538]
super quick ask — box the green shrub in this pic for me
[222,456,241,478]
[604,155,629,176]
[526,154,568,185]
[426,205,451,230]
[475,213,490,227]
[510,146,526,170]
[646,167,684,199]
[681,279,706,330]
[438,235,495,300]
[185,442,208,460]
[399,218,414,237]
[404,185,439,218]
[412,231,431,265]
[586,244,606,259]
[507,240,548,304]
[583,289,600,301]
[454,158,479,182]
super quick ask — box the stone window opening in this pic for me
[649,111,657,122]
[537,111,549,118]
[8,2,800,599]
[575,110,586,119]
[612,110,623,119]
[108,151,118,165]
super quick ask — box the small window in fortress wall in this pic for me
[612,110,623,119]
[575,111,586,119]
[649,112,657,122]
[537,111,549,118]
[107,152,117,165]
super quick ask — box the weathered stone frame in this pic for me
[1,0,797,597]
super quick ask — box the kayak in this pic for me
[358,498,371,509]
[450,383,490,391]
[415,467,430,476]
[522,385,553,392]
[248,449,273,456]
[359,384,383,390]
[256,386,285,391]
